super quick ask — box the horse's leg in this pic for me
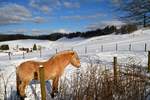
[51,76,59,98]
[19,80,30,97]
[18,81,25,97]
[16,75,21,96]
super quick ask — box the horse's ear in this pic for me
[71,51,74,55]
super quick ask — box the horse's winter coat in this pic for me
[16,50,81,98]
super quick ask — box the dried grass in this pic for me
[57,63,150,100]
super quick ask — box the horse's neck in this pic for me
[61,56,71,68]
[46,54,71,69]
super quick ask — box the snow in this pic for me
[57,37,84,42]
[0,28,150,99]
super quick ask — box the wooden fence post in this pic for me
[56,49,57,54]
[8,52,11,60]
[85,47,87,54]
[148,51,150,72]
[23,52,25,59]
[116,44,118,51]
[39,65,46,100]
[145,43,147,52]
[40,49,42,58]
[101,45,103,52]
[113,57,118,84]
[129,44,131,51]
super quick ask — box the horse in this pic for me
[16,50,81,98]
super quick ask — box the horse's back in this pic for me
[17,61,39,81]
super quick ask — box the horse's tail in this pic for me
[16,67,20,95]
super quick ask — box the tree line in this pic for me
[0,24,137,41]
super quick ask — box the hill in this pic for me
[0,24,138,41]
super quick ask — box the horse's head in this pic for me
[70,51,81,68]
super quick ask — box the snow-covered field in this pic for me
[0,28,150,99]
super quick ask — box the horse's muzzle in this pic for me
[78,64,81,68]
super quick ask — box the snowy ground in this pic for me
[0,28,150,99]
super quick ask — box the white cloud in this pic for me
[29,0,49,12]
[29,0,61,13]
[31,29,53,35]
[63,2,80,8]
[32,16,45,23]
[101,20,125,27]
[0,3,47,25]
[3,28,52,35]
[61,13,104,20]
[56,29,70,33]
[41,5,50,12]
[86,20,125,30]
[5,29,28,34]
[0,4,32,24]
[29,0,80,13]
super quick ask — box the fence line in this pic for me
[6,43,149,60]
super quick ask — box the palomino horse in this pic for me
[16,50,81,98]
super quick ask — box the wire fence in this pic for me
[0,53,150,100]
[2,42,149,61]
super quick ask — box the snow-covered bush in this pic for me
[0,44,9,50]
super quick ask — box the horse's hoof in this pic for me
[20,95,27,99]
[19,95,27,100]
[51,92,59,98]
[51,93,55,98]
[55,90,58,93]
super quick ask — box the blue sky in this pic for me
[0,0,123,35]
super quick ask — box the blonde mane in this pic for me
[49,50,74,60]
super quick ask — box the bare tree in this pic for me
[115,0,150,27]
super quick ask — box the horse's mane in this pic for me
[49,50,74,61]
